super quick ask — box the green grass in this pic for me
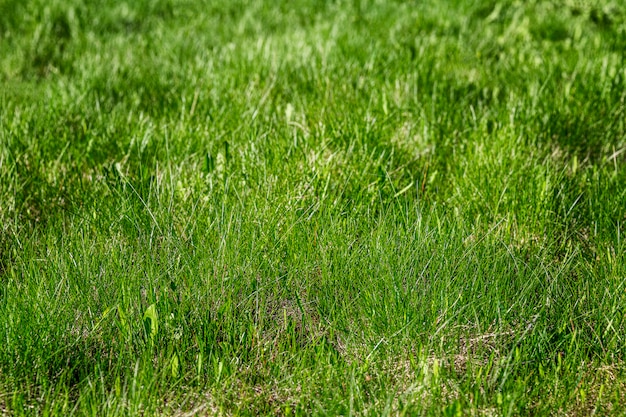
[1,0,626,415]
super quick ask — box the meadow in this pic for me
[1,0,625,415]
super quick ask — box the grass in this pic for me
[1,0,625,415]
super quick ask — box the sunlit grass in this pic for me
[1,0,625,415]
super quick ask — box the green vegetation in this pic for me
[1,0,625,415]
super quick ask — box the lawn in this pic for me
[1,0,625,415]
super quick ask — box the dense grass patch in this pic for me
[1,0,626,415]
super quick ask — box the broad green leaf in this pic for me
[143,304,158,345]
[171,352,179,378]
